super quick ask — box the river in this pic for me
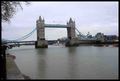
[8,45,118,79]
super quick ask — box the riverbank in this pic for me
[6,54,30,79]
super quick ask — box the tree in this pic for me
[1,1,30,22]
[1,1,30,79]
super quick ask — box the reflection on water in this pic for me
[8,45,118,79]
[36,49,46,79]
[67,47,77,78]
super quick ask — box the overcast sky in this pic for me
[2,1,118,41]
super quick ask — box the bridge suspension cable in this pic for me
[13,27,36,41]
[75,27,85,37]
[5,26,89,42]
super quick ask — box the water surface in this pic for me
[8,45,118,79]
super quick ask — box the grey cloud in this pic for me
[2,2,118,40]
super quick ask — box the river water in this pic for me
[8,45,118,79]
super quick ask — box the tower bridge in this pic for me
[3,16,113,49]
[35,16,78,48]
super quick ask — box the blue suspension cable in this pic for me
[13,27,36,41]
[75,27,84,36]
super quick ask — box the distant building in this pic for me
[95,32,105,42]
[104,35,118,42]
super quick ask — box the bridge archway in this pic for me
[45,28,67,40]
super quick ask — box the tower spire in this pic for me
[69,17,73,23]
[39,16,42,21]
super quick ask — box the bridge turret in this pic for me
[39,16,42,21]
[36,16,48,48]
[65,17,78,46]
[66,17,76,42]
[69,18,73,23]
[67,18,75,28]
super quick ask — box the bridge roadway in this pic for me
[6,40,58,44]
[4,40,59,49]
[4,40,118,49]
[6,41,36,43]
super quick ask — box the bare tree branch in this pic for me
[1,1,30,23]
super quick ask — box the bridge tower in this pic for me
[35,16,48,48]
[67,18,76,39]
[66,18,79,46]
